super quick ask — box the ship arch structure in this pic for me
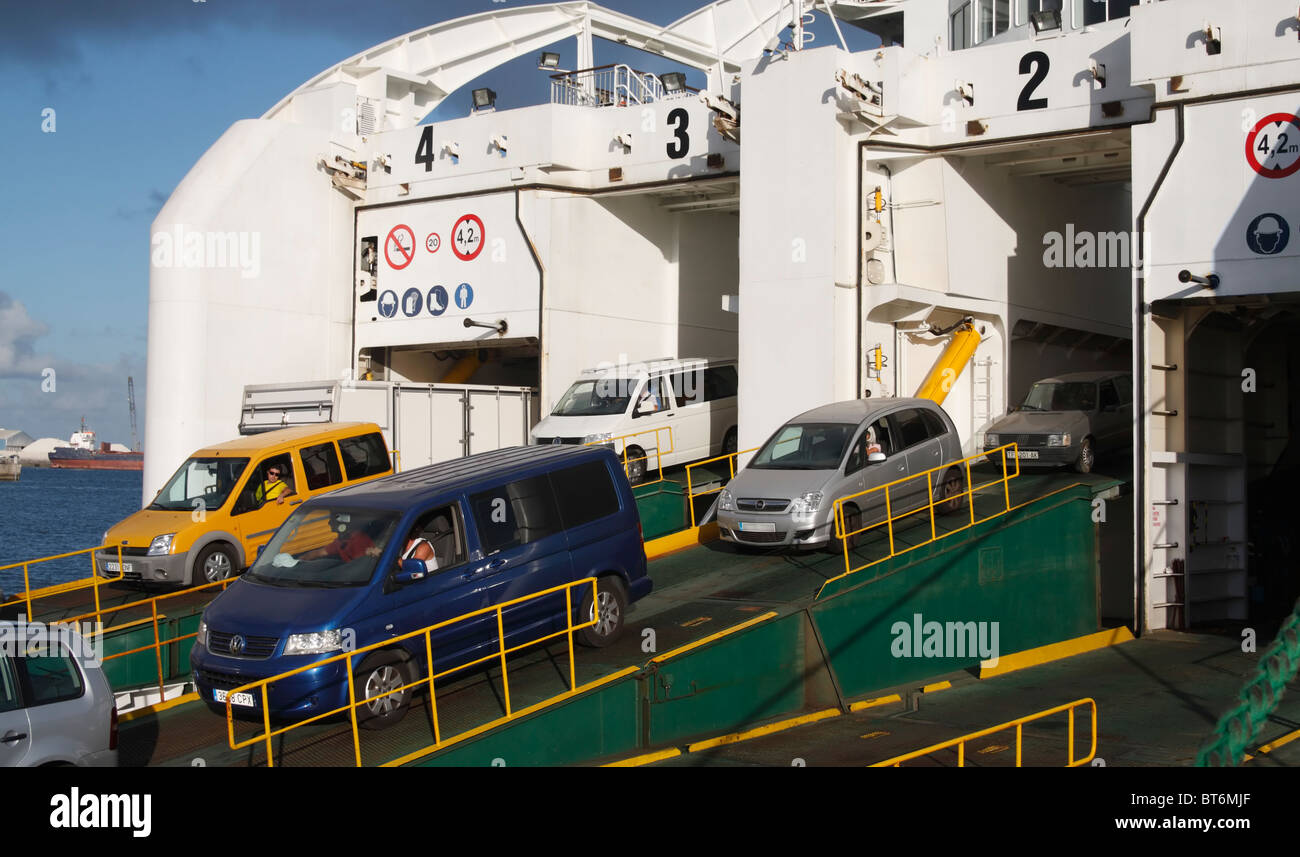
[147,0,1300,636]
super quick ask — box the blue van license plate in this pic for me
[214,689,256,708]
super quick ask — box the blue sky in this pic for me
[0,0,873,447]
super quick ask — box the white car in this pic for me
[0,622,118,766]
[532,358,738,483]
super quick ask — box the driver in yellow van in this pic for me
[254,464,295,506]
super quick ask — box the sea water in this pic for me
[0,467,143,596]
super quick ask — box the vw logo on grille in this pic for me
[755,499,766,510]
[552,437,562,445]
[229,634,246,655]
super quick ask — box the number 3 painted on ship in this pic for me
[667,108,690,159]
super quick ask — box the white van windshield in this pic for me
[551,378,637,417]
[245,507,399,587]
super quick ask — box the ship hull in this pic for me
[47,452,143,471]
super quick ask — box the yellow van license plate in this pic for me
[104,561,132,573]
[214,689,256,708]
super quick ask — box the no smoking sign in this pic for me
[1245,113,1300,179]
[385,224,416,269]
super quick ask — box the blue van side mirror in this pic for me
[393,559,428,585]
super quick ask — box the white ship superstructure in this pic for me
[147,0,1300,633]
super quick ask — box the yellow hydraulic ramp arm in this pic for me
[914,318,980,406]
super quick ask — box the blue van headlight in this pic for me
[284,630,345,656]
[196,619,208,649]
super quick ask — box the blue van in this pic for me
[190,445,650,728]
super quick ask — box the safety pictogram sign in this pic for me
[452,214,485,261]
[1246,113,1300,179]
[385,225,416,269]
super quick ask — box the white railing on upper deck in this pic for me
[550,64,696,108]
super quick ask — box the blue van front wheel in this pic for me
[579,577,627,648]
[353,651,414,730]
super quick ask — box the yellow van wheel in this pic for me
[195,544,238,585]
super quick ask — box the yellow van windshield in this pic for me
[148,457,250,512]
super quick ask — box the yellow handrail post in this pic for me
[1003,446,1014,511]
[23,563,32,621]
[346,658,362,767]
[967,459,977,528]
[884,487,895,556]
[1015,722,1023,767]
[1068,704,1075,767]
[957,740,965,768]
[151,599,165,700]
[262,685,275,767]
[926,471,936,543]
[496,607,511,716]
[686,465,696,527]
[425,629,441,745]
[566,587,577,692]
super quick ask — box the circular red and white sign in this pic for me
[451,214,485,261]
[1245,113,1300,179]
[385,224,416,269]
[425,232,441,254]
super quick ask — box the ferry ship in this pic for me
[12,0,1292,769]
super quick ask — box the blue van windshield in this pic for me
[245,507,399,587]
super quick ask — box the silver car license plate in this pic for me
[738,521,776,533]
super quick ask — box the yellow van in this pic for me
[99,423,393,587]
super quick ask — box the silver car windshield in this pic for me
[245,507,399,587]
[551,378,636,417]
[749,422,855,470]
[1021,382,1097,412]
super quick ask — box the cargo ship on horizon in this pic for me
[47,419,142,471]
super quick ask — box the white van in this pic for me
[531,358,739,482]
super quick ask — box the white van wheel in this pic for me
[624,446,647,484]
[722,427,738,457]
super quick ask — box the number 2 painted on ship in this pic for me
[667,108,689,159]
[1017,51,1050,111]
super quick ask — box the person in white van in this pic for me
[532,358,739,484]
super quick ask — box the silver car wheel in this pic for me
[364,666,405,715]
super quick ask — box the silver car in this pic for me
[0,622,118,766]
[717,398,966,549]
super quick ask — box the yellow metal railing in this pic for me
[56,577,237,702]
[588,426,675,486]
[684,447,758,528]
[822,443,1022,593]
[0,545,126,623]
[870,698,1098,767]
[224,576,607,767]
